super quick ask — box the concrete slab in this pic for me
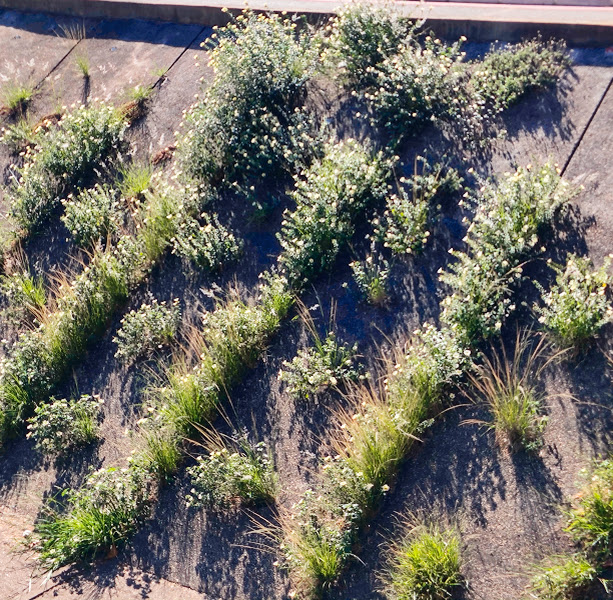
[27,19,204,119]
[488,65,613,173]
[128,26,210,158]
[0,12,76,111]
[1,0,613,45]
[565,79,613,264]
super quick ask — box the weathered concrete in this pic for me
[1,0,613,45]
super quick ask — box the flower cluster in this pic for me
[321,3,415,89]
[62,184,124,248]
[280,332,360,399]
[535,254,613,350]
[185,438,276,508]
[278,140,392,288]
[365,36,466,145]
[114,298,181,364]
[171,213,242,272]
[8,102,127,234]
[26,394,102,455]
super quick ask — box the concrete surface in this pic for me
[0,0,612,45]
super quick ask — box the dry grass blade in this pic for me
[464,329,566,453]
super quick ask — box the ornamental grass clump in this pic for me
[535,254,613,351]
[471,37,569,114]
[381,522,463,600]
[61,184,124,248]
[26,394,102,456]
[34,465,152,571]
[0,81,34,117]
[465,332,557,452]
[440,164,573,344]
[278,139,392,289]
[0,246,133,440]
[140,274,293,477]
[114,297,181,364]
[178,10,319,202]
[8,103,127,234]
[171,213,243,272]
[186,434,276,508]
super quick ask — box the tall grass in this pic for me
[465,332,561,452]
[381,521,463,600]
[281,164,574,594]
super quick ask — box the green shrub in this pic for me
[365,36,466,145]
[178,10,318,203]
[171,213,242,272]
[535,254,613,350]
[383,523,463,600]
[567,458,613,559]
[440,164,573,343]
[0,268,46,323]
[278,140,392,288]
[471,37,569,114]
[280,331,360,399]
[186,436,276,507]
[26,394,102,455]
[530,555,598,600]
[374,161,462,256]
[321,3,414,89]
[8,103,127,234]
[114,298,181,364]
[350,251,390,306]
[34,465,151,570]
[61,184,123,248]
